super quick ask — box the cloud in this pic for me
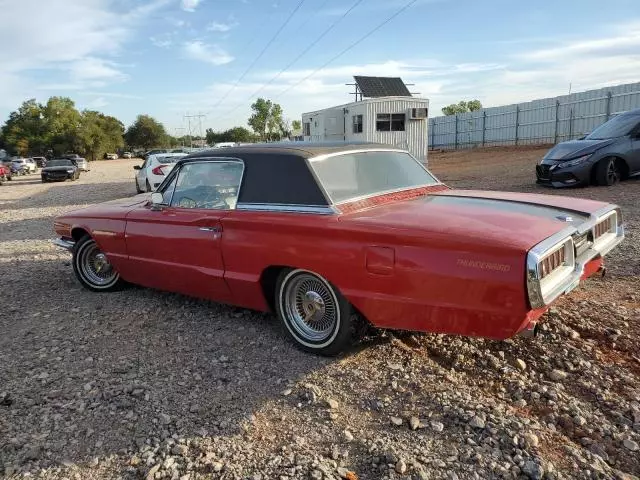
[207,20,239,32]
[68,57,128,83]
[183,41,234,65]
[0,0,169,112]
[150,35,173,48]
[86,97,109,108]
[521,30,640,62]
[181,0,202,12]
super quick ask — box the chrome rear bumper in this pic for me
[52,238,75,251]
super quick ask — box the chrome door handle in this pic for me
[199,226,221,232]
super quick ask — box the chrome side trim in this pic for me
[236,203,336,215]
[52,238,75,251]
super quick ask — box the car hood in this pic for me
[543,138,616,160]
[339,189,610,252]
[57,194,151,220]
[42,166,75,172]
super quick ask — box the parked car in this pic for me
[32,156,47,168]
[74,157,90,172]
[0,158,13,181]
[52,142,624,355]
[122,152,133,159]
[0,164,8,184]
[41,158,80,182]
[133,153,187,193]
[537,108,640,187]
[12,157,37,174]
[142,149,167,161]
[105,153,118,160]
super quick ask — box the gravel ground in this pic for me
[0,150,639,480]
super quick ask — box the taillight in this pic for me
[151,165,165,175]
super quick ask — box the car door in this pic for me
[627,120,640,174]
[123,159,244,303]
[136,158,148,190]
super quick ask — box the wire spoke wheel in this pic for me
[76,240,119,288]
[283,272,339,344]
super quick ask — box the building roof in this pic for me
[302,96,429,117]
[183,141,398,160]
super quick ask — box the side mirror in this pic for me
[150,192,164,204]
[133,165,141,170]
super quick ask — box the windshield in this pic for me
[586,114,640,140]
[47,160,73,167]
[310,150,438,204]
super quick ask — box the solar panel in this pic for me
[353,76,411,98]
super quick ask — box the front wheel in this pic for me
[72,236,124,292]
[595,157,621,186]
[276,269,355,356]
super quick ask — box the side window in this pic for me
[170,161,243,210]
[160,174,177,204]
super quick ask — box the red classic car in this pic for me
[53,142,624,355]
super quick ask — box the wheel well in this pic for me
[71,228,89,242]
[591,156,629,183]
[259,266,289,312]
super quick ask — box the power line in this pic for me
[184,112,206,148]
[275,0,420,100]
[205,0,308,114]
[221,0,364,117]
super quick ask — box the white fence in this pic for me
[428,82,640,150]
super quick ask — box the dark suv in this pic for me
[536,108,640,187]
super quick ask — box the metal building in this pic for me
[301,76,430,163]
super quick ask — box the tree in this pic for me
[0,99,48,155]
[248,98,272,141]
[291,120,301,131]
[124,115,168,150]
[248,98,286,141]
[43,97,82,154]
[78,111,124,161]
[206,126,256,144]
[441,100,483,116]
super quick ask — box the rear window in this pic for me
[157,155,186,164]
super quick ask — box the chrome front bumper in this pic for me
[52,238,75,251]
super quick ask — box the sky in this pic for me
[1,0,640,134]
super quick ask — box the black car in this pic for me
[41,159,80,182]
[537,108,640,187]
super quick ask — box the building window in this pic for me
[303,122,311,136]
[352,115,363,133]
[376,113,405,132]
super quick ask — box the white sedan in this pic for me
[134,153,187,193]
[12,157,38,174]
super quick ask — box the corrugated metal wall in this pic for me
[428,81,640,150]
[364,98,429,162]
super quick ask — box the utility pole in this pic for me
[184,112,206,149]
[174,127,185,147]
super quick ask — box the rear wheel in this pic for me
[145,180,152,192]
[595,157,621,186]
[275,268,355,356]
[72,235,123,292]
[135,179,143,194]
